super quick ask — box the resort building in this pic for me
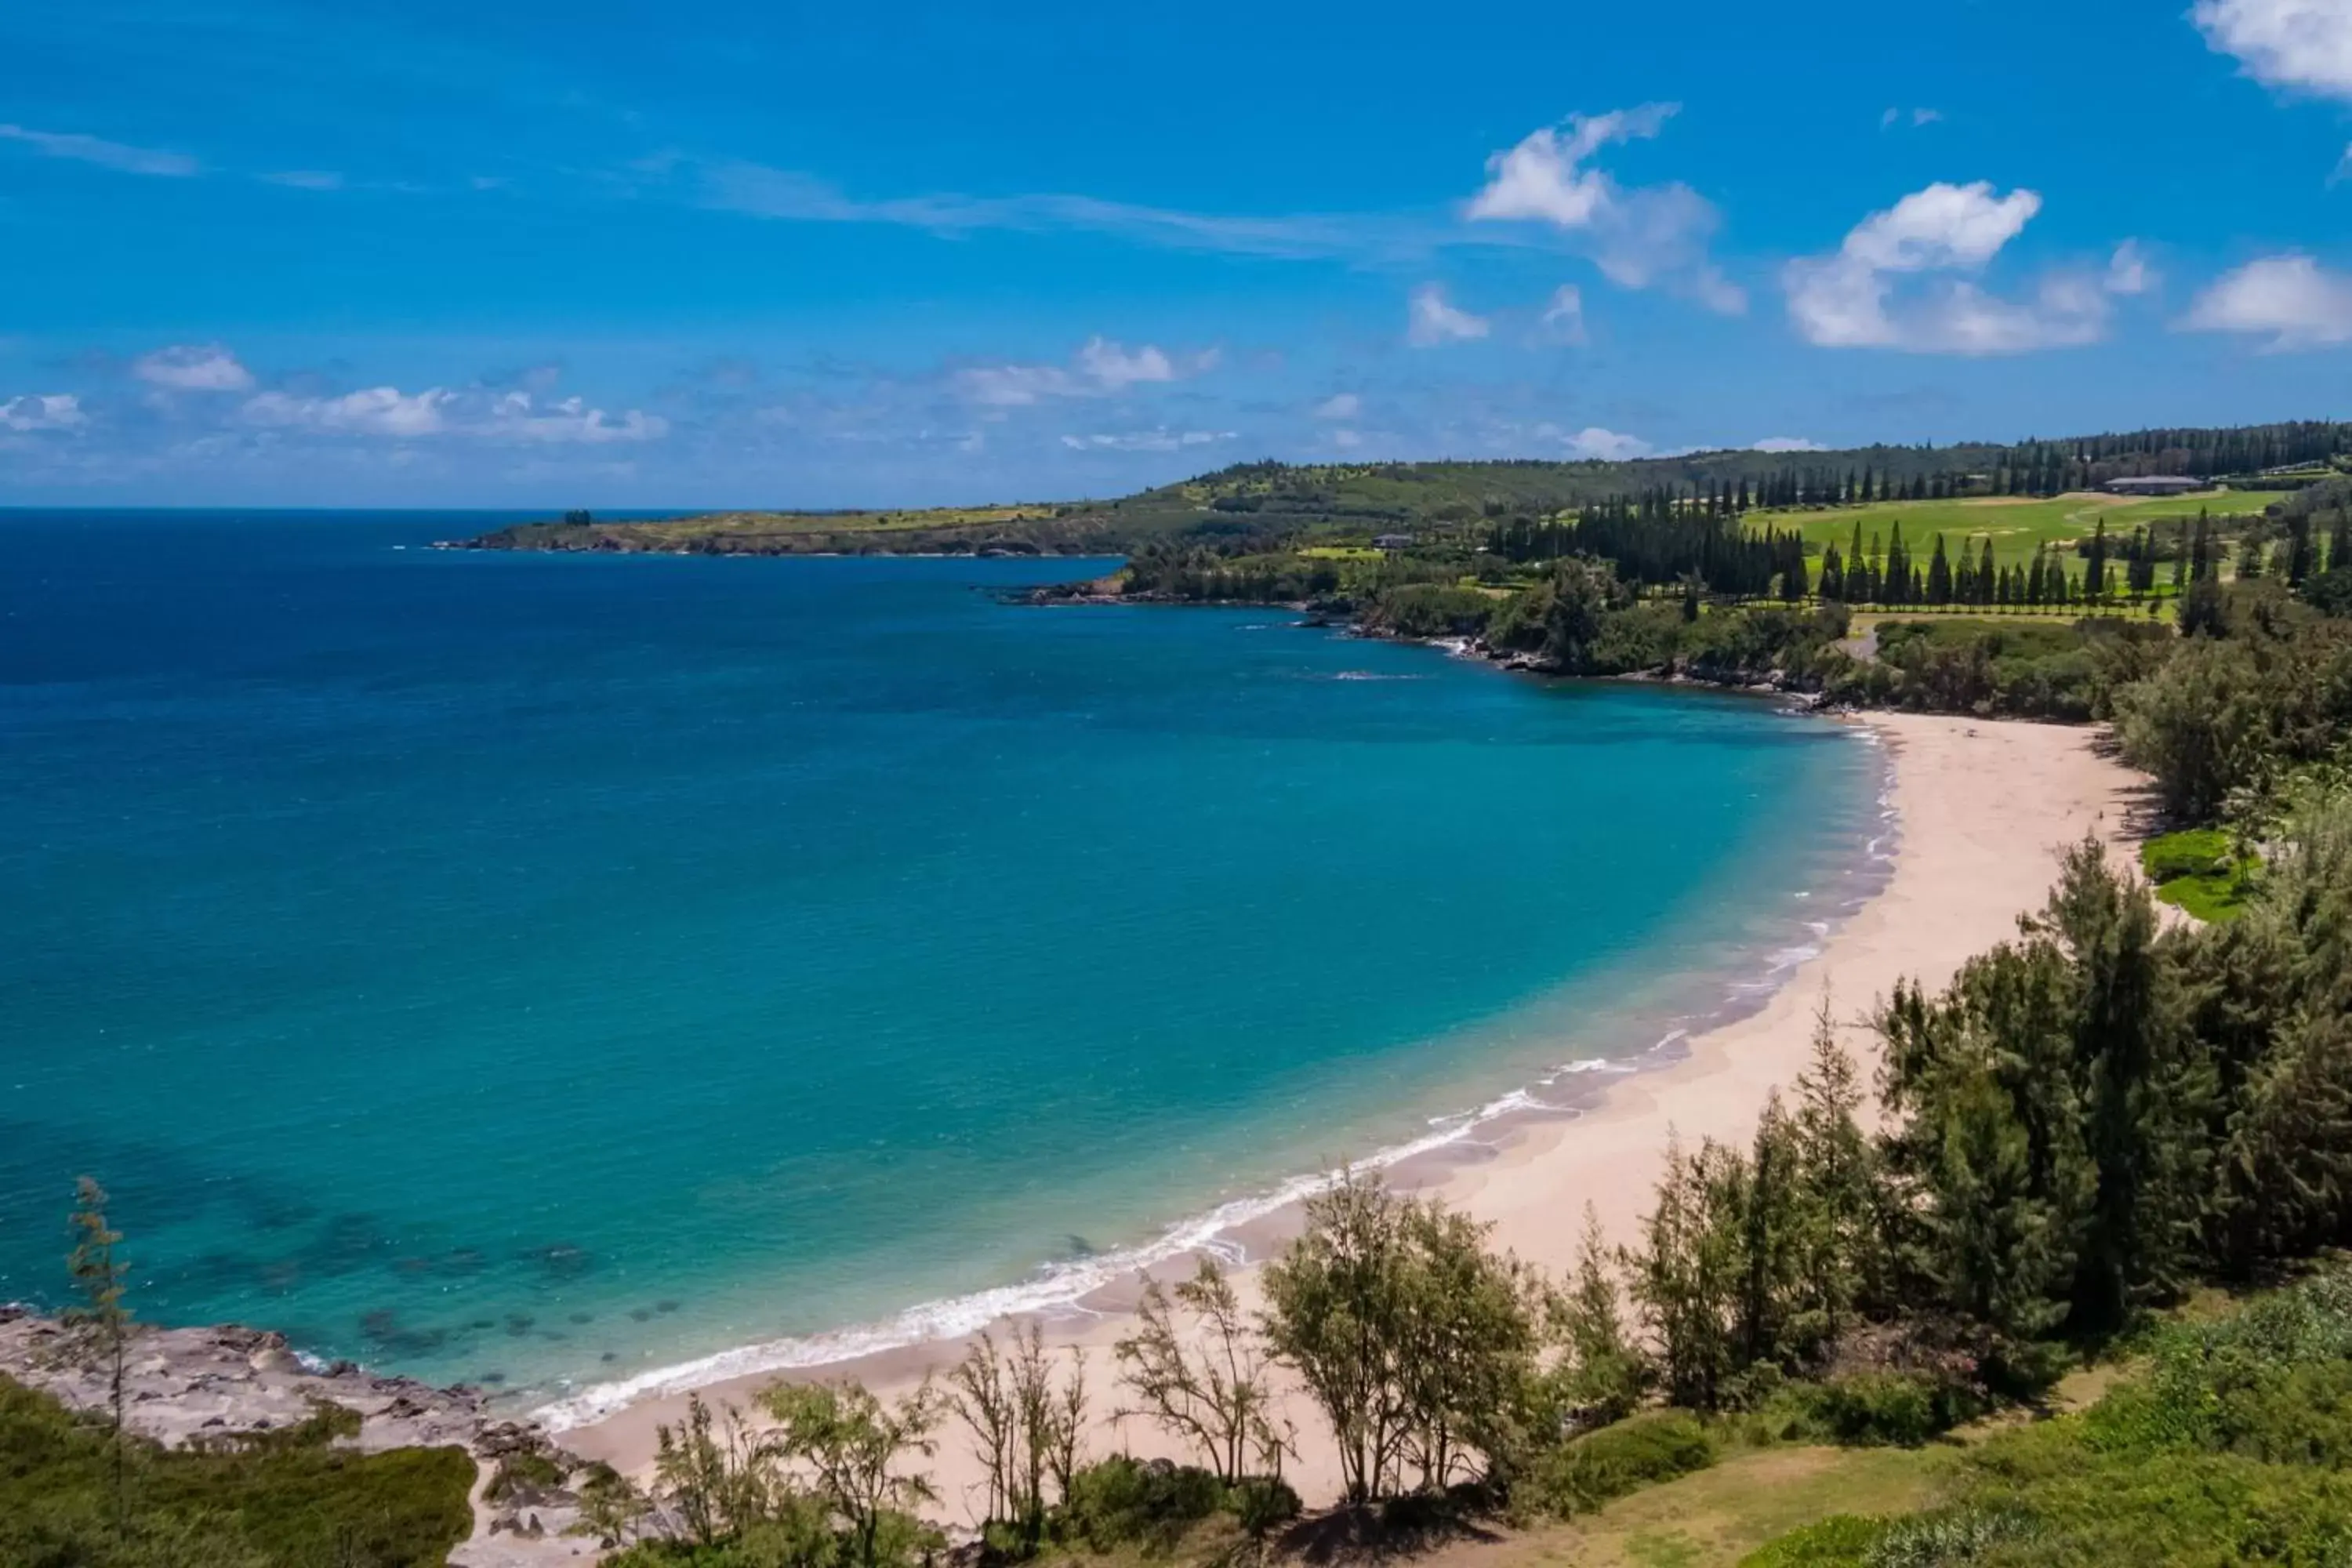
[2101,475,2207,496]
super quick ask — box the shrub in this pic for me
[1737,1513,1886,1566]
[1055,1457,1225,1550]
[1222,1475,1301,1537]
[1516,1409,1714,1517]
[0,1376,473,1568]
[1795,1373,1984,1449]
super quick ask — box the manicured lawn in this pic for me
[1760,489,2288,569]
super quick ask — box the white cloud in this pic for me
[263,170,344,191]
[1541,284,1588,343]
[1881,107,1943,128]
[954,336,1206,406]
[1312,393,1361,419]
[1331,429,1363,449]
[0,123,199,176]
[1465,105,1745,312]
[1074,336,1175,390]
[1558,426,1650,459]
[1783,181,2109,354]
[1058,429,1236,453]
[2105,240,2158,296]
[134,343,256,392]
[0,394,86,432]
[244,387,451,437]
[240,387,670,441]
[2182,252,2352,347]
[1407,284,1490,346]
[485,392,670,443]
[1752,436,1828,452]
[2194,0,2352,100]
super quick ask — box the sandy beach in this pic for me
[561,710,2154,1521]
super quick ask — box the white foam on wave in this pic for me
[536,1066,1583,1432]
[537,713,1901,1436]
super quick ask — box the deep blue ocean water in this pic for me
[0,510,1880,1413]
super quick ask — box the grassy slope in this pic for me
[1764,489,2282,569]
[0,1376,475,1567]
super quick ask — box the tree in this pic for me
[2086,521,2110,599]
[951,1323,1087,1545]
[760,1381,942,1568]
[1552,1204,1645,1424]
[1392,1200,1541,1491]
[653,1394,774,1548]
[1259,1172,1411,1504]
[64,1177,132,1537]
[1113,1258,1278,1485]
[1927,534,1953,605]
[1626,1133,1739,1410]
[1260,1173,1537,1501]
[574,1465,655,1548]
[1789,1002,1879,1345]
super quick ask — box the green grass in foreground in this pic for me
[2142,828,2259,923]
[0,1377,474,1568]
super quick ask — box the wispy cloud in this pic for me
[953,337,1214,407]
[1541,284,1588,343]
[693,161,1366,260]
[1879,107,1944,129]
[135,344,256,392]
[1407,284,1490,346]
[1752,436,1828,452]
[0,393,87,432]
[1058,429,1236,453]
[240,386,670,441]
[1465,105,1744,312]
[0,123,200,177]
[261,170,346,191]
[1312,393,1361,419]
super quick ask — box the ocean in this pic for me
[0,510,1882,1417]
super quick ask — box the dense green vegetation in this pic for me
[1744,1269,2352,1566]
[2140,828,2258,922]
[466,421,2352,565]
[0,1376,473,1568]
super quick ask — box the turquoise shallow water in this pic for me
[0,511,1881,1411]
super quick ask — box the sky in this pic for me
[2,0,2351,508]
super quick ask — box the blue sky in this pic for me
[3,0,2351,507]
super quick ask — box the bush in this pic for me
[1222,1475,1301,1537]
[1055,1457,1226,1550]
[1516,1409,1715,1517]
[1737,1513,1886,1566]
[1791,1373,1984,1449]
[0,1376,474,1568]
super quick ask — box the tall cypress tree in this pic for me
[1927,534,1953,604]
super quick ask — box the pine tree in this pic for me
[2085,521,2109,599]
[1926,534,1953,605]
[1820,543,1846,602]
[1977,539,1996,606]
[66,1178,133,1536]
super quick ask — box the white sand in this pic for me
[561,712,2154,1522]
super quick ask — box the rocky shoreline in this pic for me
[0,1306,597,1564]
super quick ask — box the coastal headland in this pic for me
[557,709,2154,1517]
